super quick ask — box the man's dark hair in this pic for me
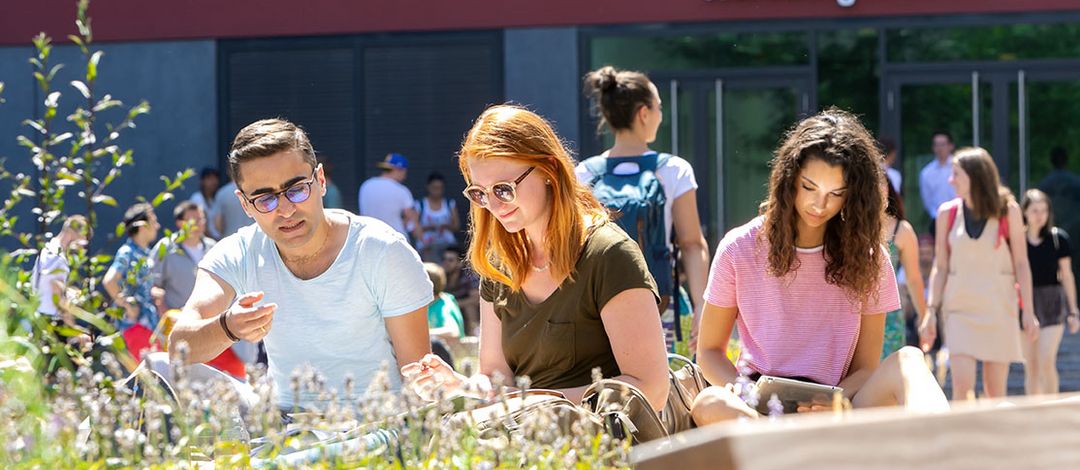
[1051,146,1068,169]
[123,202,155,237]
[227,118,317,184]
[878,137,897,156]
[199,167,221,180]
[173,200,201,222]
[931,129,953,144]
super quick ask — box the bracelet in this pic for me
[219,311,240,343]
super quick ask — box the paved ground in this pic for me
[935,326,1080,398]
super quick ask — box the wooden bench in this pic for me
[633,393,1080,469]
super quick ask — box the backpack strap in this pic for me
[656,153,673,169]
[943,198,962,249]
[945,198,1011,250]
[995,209,1009,250]
[582,156,608,183]
[945,198,961,234]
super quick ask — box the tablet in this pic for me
[753,375,843,415]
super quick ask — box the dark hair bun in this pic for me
[586,66,619,94]
[583,66,653,132]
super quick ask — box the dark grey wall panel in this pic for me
[504,27,581,153]
[0,40,217,253]
[224,46,357,208]
[219,32,502,214]
[362,41,502,203]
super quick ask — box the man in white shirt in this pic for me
[919,130,957,236]
[880,138,902,194]
[358,153,418,236]
[169,119,432,412]
[32,215,90,325]
[211,180,251,239]
[190,167,221,238]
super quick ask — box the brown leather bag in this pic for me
[449,389,603,440]
[580,379,668,445]
[661,353,708,435]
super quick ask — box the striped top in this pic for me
[705,217,900,386]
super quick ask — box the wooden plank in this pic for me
[633,394,1080,469]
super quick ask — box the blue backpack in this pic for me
[583,152,674,298]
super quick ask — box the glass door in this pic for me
[883,71,992,234]
[656,75,811,243]
[886,65,1080,235]
[1012,72,1080,295]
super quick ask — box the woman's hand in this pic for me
[401,353,466,401]
[795,397,834,414]
[1021,310,1039,342]
[918,311,937,352]
[1068,314,1080,335]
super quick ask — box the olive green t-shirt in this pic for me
[480,222,659,389]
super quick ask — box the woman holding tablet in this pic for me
[692,110,948,424]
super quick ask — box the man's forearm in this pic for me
[168,311,233,364]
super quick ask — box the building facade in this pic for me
[2,0,1079,248]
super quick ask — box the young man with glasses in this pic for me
[168,119,433,413]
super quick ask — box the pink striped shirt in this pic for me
[705,217,900,386]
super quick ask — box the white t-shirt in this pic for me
[199,210,433,410]
[191,191,220,239]
[575,152,698,248]
[211,182,252,239]
[33,238,69,318]
[358,176,415,236]
[885,166,902,194]
[182,243,206,264]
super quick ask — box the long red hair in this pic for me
[458,105,608,291]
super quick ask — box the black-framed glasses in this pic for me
[462,166,535,207]
[240,165,320,214]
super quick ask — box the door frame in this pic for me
[650,67,814,239]
[881,59,1080,191]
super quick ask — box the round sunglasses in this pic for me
[462,166,535,207]
[240,166,320,214]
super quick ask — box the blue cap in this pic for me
[376,153,408,170]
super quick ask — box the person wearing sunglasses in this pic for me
[402,105,670,412]
[169,118,433,414]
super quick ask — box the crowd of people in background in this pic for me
[27,64,1080,433]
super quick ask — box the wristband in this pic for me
[219,311,240,343]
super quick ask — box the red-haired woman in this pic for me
[402,105,670,411]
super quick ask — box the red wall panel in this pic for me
[2,0,1079,45]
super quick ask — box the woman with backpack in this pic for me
[1019,189,1079,395]
[402,105,670,411]
[691,109,948,424]
[577,66,711,350]
[924,147,1038,401]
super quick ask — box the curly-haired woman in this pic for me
[691,109,948,424]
